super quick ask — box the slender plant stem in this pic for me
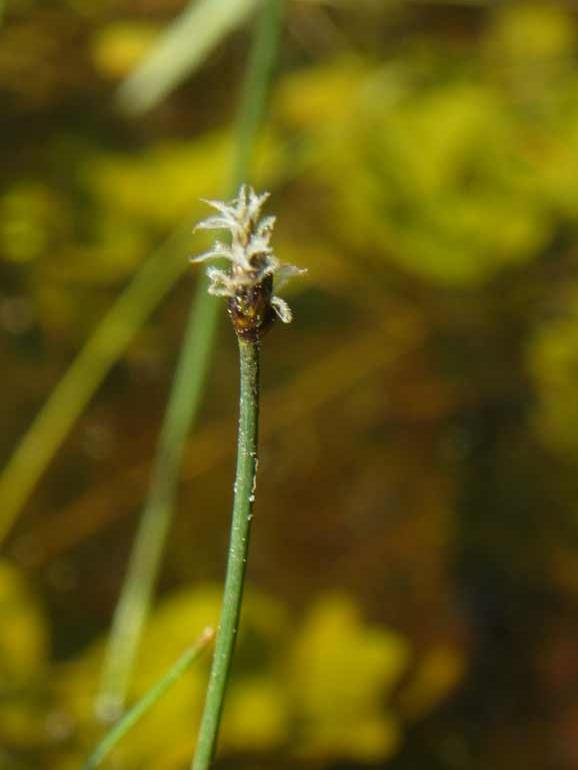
[85,628,214,770]
[97,0,284,719]
[191,338,260,770]
[231,0,284,185]
[0,224,190,548]
[118,0,259,114]
[95,284,219,720]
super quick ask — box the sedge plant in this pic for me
[189,185,305,770]
[97,0,285,719]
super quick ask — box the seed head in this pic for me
[191,185,306,340]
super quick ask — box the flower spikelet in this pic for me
[191,185,305,340]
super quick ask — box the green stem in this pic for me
[85,628,214,770]
[191,338,260,770]
[95,282,219,721]
[0,225,189,548]
[231,0,284,185]
[96,0,284,718]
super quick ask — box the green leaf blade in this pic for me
[117,0,259,115]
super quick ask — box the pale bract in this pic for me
[191,185,305,324]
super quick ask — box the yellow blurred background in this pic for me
[3,1,578,768]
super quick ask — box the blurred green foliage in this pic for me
[4,1,578,769]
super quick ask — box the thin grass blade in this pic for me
[0,220,196,547]
[117,0,259,115]
[84,628,214,770]
[95,277,219,722]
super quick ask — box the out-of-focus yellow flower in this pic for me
[287,594,409,762]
